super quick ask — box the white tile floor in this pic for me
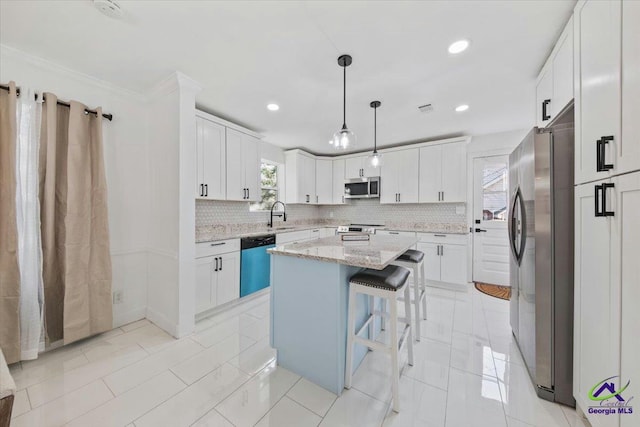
[8,286,591,427]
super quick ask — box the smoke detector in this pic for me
[418,103,434,114]
[94,0,123,19]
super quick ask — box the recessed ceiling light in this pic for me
[267,103,279,111]
[455,104,469,112]
[448,39,470,54]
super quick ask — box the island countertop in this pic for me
[267,234,419,270]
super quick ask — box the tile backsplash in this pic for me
[196,199,466,228]
[196,200,320,228]
[318,199,466,225]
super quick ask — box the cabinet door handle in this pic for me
[594,184,603,217]
[436,245,440,256]
[596,136,614,172]
[214,257,219,272]
[542,99,551,121]
[219,256,223,271]
[342,196,344,203]
[398,193,401,203]
[204,184,208,197]
[316,195,318,203]
[441,191,444,201]
[602,182,615,217]
[441,245,444,256]
[199,184,203,197]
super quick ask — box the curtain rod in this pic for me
[0,84,113,121]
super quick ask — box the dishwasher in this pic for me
[240,234,276,298]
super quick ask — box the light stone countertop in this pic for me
[267,234,419,270]
[196,222,468,243]
[195,224,340,243]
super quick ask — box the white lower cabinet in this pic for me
[195,240,240,315]
[574,172,640,427]
[417,233,468,285]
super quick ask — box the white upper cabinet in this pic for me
[575,0,621,185]
[552,20,574,116]
[381,149,419,204]
[332,158,346,204]
[419,141,467,203]
[535,16,574,128]
[285,151,317,204]
[315,158,333,205]
[195,117,226,200]
[345,155,379,179]
[440,142,467,202]
[620,0,640,175]
[536,65,553,127]
[226,128,260,202]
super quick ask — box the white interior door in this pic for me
[472,156,510,285]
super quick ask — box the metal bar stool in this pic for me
[391,249,427,341]
[345,265,414,413]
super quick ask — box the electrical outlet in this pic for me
[113,290,124,304]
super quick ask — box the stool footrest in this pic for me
[354,336,389,352]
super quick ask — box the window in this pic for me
[481,163,508,221]
[250,161,281,211]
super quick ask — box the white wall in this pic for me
[468,128,529,155]
[0,45,149,327]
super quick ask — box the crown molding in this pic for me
[0,44,147,103]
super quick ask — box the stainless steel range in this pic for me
[336,224,383,234]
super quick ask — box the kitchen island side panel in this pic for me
[270,255,371,395]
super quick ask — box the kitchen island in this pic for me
[267,234,418,395]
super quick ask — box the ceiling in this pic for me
[0,1,575,155]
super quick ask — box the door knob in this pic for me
[475,228,487,232]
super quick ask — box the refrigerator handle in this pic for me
[508,187,519,262]
[516,188,527,265]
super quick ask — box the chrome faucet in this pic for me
[268,201,287,228]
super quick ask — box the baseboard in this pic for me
[145,306,178,337]
[113,306,146,328]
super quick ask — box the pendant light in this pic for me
[332,54,356,150]
[367,101,382,168]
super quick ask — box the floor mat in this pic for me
[474,282,511,300]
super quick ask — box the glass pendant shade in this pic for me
[333,127,355,150]
[367,151,383,168]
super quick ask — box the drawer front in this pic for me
[376,230,416,237]
[417,232,468,245]
[196,239,241,258]
[276,230,311,244]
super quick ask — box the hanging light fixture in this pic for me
[332,54,355,150]
[367,101,382,168]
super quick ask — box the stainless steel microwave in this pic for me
[344,177,380,199]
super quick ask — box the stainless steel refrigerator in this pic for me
[508,104,575,407]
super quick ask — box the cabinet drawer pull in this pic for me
[602,182,615,217]
[389,231,399,235]
[312,229,319,232]
[434,234,446,237]
[542,99,551,121]
[210,242,226,247]
[596,136,614,172]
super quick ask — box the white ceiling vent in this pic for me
[418,104,434,114]
[94,0,123,19]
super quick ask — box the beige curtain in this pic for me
[39,95,112,345]
[0,82,21,364]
